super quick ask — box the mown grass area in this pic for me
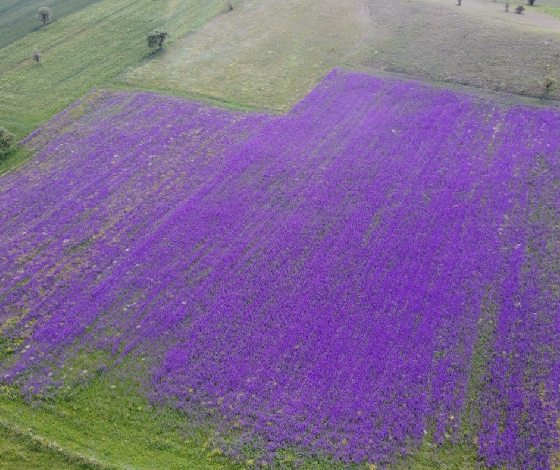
[0,0,235,142]
[123,0,373,113]
[0,0,104,49]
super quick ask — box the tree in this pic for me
[32,50,42,66]
[37,7,52,25]
[528,0,535,5]
[227,0,234,11]
[543,77,557,97]
[505,2,510,11]
[515,4,525,13]
[147,31,169,50]
[0,127,15,155]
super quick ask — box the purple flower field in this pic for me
[1,69,560,468]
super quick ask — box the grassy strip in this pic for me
[528,5,560,18]
[0,145,35,175]
[0,371,244,470]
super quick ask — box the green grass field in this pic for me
[0,0,104,49]
[0,369,245,470]
[0,0,236,140]
[527,0,560,18]
[0,425,93,470]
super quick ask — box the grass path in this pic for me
[0,371,244,470]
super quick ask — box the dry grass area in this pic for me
[367,0,560,98]
[122,0,375,111]
[122,0,560,111]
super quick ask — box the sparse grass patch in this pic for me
[528,4,560,18]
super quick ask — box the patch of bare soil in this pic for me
[362,0,560,99]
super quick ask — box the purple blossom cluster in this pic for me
[1,69,559,468]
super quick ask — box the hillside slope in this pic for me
[2,70,559,469]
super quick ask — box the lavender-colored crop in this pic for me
[1,69,559,468]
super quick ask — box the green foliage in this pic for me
[147,30,169,49]
[32,50,42,65]
[37,6,52,25]
[0,126,15,155]
[543,76,557,97]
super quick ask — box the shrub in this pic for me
[32,50,42,65]
[515,5,525,13]
[543,77,557,96]
[147,30,169,49]
[528,0,535,5]
[0,127,15,155]
[505,2,510,12]
[37,7,52,25]
[227,0,233,11]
